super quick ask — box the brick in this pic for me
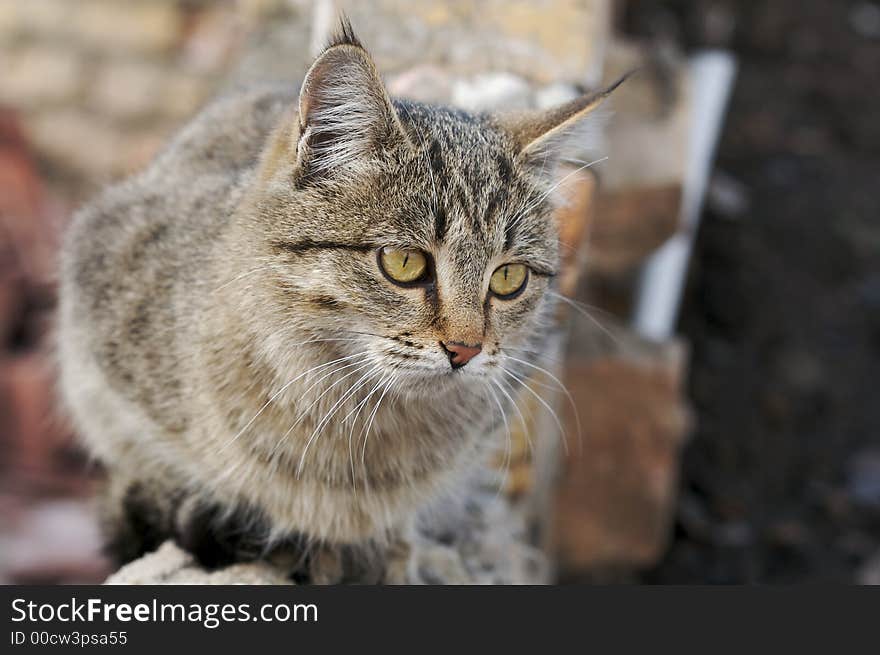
[2,355,61,470]
[24,110,125,180]
[332,0,611,84]
[90,60,167,120]
[0,0,72,38]
[0,46,83,106]
[553,323,692,571]
[0,109,59,287]
[555,167,597,297]
[0,269,21,346]
[588,185,683,275]
[0,110,44,224]
[73,0,183,54]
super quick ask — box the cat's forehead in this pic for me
[396,100,512,165]
[391,101,545,249]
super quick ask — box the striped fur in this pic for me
[58,21,617,575]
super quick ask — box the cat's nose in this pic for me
[441,341,482,369]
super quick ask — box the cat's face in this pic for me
[258,104,559,394]
[250,27,614,396]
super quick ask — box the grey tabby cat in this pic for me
[58,20,621,578]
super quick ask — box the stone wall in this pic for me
[0,0,313,196]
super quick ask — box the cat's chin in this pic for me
[385,365,491,398]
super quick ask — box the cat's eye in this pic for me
[489,263,528,299]
[379,247,429,285]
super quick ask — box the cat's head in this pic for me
[248,20,620,395]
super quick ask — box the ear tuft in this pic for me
[500,71,635,166]
[325,14,363,50]
[294,18,406,183]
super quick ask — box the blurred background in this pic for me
[0,0,878,584]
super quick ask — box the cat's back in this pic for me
[58,84,294,435]
[61,83,293,320]
[63,83,293,270]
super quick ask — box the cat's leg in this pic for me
[172,497,277,570]
[100,469,277,571]
[99,472,178,566]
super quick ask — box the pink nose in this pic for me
[441,341,482,369]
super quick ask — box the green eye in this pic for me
[379,247,429,284]
[489,263,528,298]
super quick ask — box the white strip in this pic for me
[632,51,738,341]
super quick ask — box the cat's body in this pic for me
[59,23,618,576]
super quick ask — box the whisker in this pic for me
[502,354,583,455]
[268,360,376,460]
[509,156,609,228]
[218,350,370,453]
[360,376,395,485]
[340,372,387,496]
[337,329,403,343]
[347,375,388,494]
[549,292,620,323]
[499,365,569,456]
[487,385,512,499]
[211,264,273,294]
[548,291,622,348]
[501,345,562,365]
[492,378,532,456]
[296,365,382,477]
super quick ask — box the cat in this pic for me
[58,19,622,579]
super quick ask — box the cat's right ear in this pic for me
[293,19,408,183]
[498,73,632,170]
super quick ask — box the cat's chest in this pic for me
[245,384,492,481]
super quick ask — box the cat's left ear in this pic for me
[294,19,409,182]
[499,73,632,167]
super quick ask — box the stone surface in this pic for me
[24,110,125,181]
[107,488,549,585]
[0,46,84,106]
[387,65,455,104]
[107,542,293,585]
[452,72,532,112]
[90,60,168,120]
[179,3,243,75]
[332,0,610,84]
[0,0,72,39]
[72,0,183,54]
[225,0,313,88]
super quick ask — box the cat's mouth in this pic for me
[379,353,495,392]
